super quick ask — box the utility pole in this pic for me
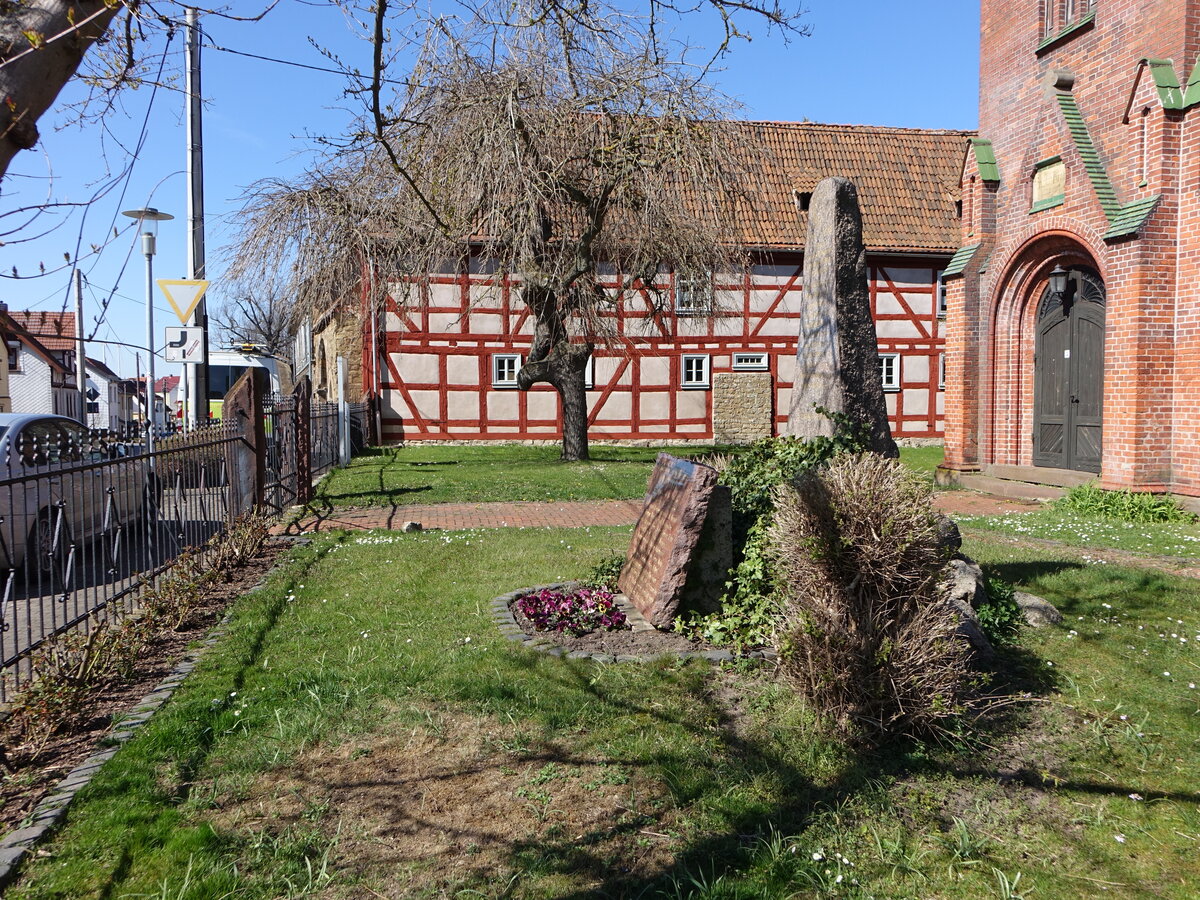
[74,269,87,425]
[186,6,208,427]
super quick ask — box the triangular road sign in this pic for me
[157,279,210,324]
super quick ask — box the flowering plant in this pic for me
[514,587,628,636]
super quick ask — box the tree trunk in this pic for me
[0,1,121,180]
[517,286,592,461]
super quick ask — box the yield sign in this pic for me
[157,279,210,324]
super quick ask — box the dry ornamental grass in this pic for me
[771,453,973,742]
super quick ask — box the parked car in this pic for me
[0,413,156,575]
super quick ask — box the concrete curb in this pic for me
[492,584,776,664]
[0,560,283,893]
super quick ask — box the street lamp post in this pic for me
[122,207,174,453]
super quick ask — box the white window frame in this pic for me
[732,352,769,371]
[681,354,711,389]
[492,353,522,388]
[878,353,901,392]
[7,340,21,373]
[936,271,948,318]
[938,353,946,390]
[584,356,595,390]
[674,271,713,316]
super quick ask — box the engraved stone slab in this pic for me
[619,454,720,628]
[785,176,898,457]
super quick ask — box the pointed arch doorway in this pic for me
[1033,267,1105,473]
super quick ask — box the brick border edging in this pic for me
[489,583,776,665]
[0,556,285,892]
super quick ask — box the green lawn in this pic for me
[11,521,1199,898]
[305,443,944,510]
[957,506,1200,560]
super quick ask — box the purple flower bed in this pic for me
[513,587,628,637]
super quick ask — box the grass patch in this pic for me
[897,444,944,481]
[9,522,1200,898]
[303,443,730,509]
[957,506,1200,559]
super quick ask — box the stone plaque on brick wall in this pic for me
[619,453,720,628]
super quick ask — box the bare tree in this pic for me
[230,0,791,459]
[211,287,296,359]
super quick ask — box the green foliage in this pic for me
[712,413,870,546]
[680,415,871,649]
[1054,482,1197,524]
[977,576,1024,648]
[677,519,781,650]
[581,552,625,590]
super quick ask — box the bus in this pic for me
[206,345,285,418]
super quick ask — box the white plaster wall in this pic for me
[904,390,929,415]
[593,392,631,420]
[526,391,558,421]
[876,320,924,339]
[677,390,707,419]
[639,393,670,421]
[446,390,480,421]
[487,391,519,420]
[9,352,53,414]
[640,357,670,386]
[446,355,479,385]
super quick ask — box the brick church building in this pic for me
[942,0,1200,501]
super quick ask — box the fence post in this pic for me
[224,368,267,517]
[294,375,312,504]
[337,355,350,467]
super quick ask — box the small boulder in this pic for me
[945,554,987,618]
[1014,591,1062,627]
[935,515,963,554]
[402,521,423,533]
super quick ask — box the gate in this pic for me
[1033,267,1105,473]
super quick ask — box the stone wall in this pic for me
[712,372,773,444]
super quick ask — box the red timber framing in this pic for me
[368,252,950,445]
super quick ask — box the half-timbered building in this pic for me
[359,122,970,446]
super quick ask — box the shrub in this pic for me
[6,616,150,754]
[1054,482,1197,524]
[582,553,626,591]
[772,453,972,742]
[977,576,1024,649]
[677,418,870,649]
[514,587,628,636]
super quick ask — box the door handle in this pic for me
[1070,396,1080,404]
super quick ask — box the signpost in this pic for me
[157,279,209,427]
[164,327,205,363]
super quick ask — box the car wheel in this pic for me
[26,510,70,584]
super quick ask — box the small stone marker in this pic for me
[785,176,898,457]
[619,454,722,629]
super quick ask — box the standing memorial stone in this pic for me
[619,454,721,629]
[785,176,898,457]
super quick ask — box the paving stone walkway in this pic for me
[278,491,1040,535]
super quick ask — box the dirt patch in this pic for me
[217,711,679,896]
[0,542,287,832]
[509,601,717,657]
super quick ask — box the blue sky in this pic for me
[0,0,979,379]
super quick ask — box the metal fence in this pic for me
[0,423,240,700]
[1,391,370,701]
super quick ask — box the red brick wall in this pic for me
[947,0,1200,496]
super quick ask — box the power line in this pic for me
[202,39,414,87]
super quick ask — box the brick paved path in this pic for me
[279,499,647,534]
[279,491,1039,535]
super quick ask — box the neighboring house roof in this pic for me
[7,310,77,351]
[737,121,972,253]
[85,356,122,382]
[155,375,181,394]
[0,309,69,374]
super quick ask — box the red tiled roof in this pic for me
[155,375,180,393]
[734,121,972,253]
[7,310,77,350]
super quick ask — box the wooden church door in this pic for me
[1033,268,1105,473]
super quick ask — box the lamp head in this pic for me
[1049,264,1069,297]
[121,207,174,239]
